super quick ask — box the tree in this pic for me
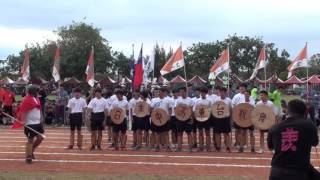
[57,21,114,80]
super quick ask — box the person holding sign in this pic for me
[150,87,172,152]
[110,89,129,151]
[174,87,194,152]
[193,87,212,152]
[256,90,276,154]
[213,87,232,152]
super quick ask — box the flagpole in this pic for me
[306,42,309,104]
[227,45,230,98]
[181,42,188,89]
[264,43,267,89]
[152,46,155,82]
[131,43,135,92]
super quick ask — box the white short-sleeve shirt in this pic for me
[150,97,171,114]
[193,98,211,112]
[67,97,87,113]
[87,97,108,113]
[110,99,129,117]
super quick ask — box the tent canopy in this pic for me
[170,75,187,84]
[188,75,207,84]
[284,75,304,84]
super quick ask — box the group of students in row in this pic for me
[65,83,282,153]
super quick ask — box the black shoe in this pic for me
[192,144,198,148]
[238,147,244,153]
[97,145,102,150]
[90,145,95,151]
[25,158,32,164]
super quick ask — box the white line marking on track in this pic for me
[0,158,273,168]
[0,151,271,160]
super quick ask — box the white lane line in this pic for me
[2,145,319,155]
[0,151,272,160]
[0,158,272,168]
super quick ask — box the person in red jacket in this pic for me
[1,86,15,125]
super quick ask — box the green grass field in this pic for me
[0,172,256,180]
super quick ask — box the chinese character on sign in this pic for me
[258,113,267,123]
[281,128,299,152]
[239,110,246,120]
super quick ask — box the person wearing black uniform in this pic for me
[267,99,319,180]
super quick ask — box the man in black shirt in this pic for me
[267,99,319,180]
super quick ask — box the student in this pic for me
[214,87,232,152]
[193,87,212,152]
[238,90,256,153]
[129,90,140,149]
[256,90,277,154]
[174,87,194,152]
[87,88,108,151]
[109,89,129,150]
[268,99,319,180]
[150,87,172,152]
[66,88,87,150]
[133,90,151,150]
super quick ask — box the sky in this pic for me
[0,0,319,60]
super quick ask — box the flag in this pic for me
[142,48,155,86]
[144,48,155,74]
[86,46,94,87]
[133,45,143,89]
[52,46,61,82]
[21,48,30,82]
[160,45,184,75]
[287,44,308,78]
[12,95,41,129]
[209,47,230,79]
[250,46,267,80]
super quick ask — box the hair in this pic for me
[200,86,208,93]
[115,89,124,95]
[239,83,247,88]
[287,99,307,116]
[219,87,227,92]
[244,90,251,94]
[134,89,140,94]
[160,87,167,92]
[73,87,81,93]
[214,86,221,90]
[179,86,187,92]
[140,90,149,98]
[259,90,268,95]
[94,87,102,93]
[172,88,179,93]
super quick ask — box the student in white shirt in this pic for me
[238,90,256,153]
[66,88,87,150]
[170,88,180,147]
[213,87,232,152]
[133,90,151,150]
[149,87,160,149]
[87,88,108,151]
[110,89,129,150]
[231,83,251,148]
[129,90,140,149]
[150,87,172,152]
[193,87,212,152]
[175,87,194,152]
[191,86,201,148]
[256,90,276,154]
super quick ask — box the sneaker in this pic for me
[90,145,95,151]
[251,148,256,153]
[238,147,244,153]
[257,149,264,154]
[187,148,193,153]
[226,147,231,153]
[197,147,204,152]
[154,146,160,152]
[66,145,73,150]
[166,147,172,152]
[192,144,198,148]
[132,146,141,151]
[97,145,102,151]
[25,158,32,164]
[175,148,182,152]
